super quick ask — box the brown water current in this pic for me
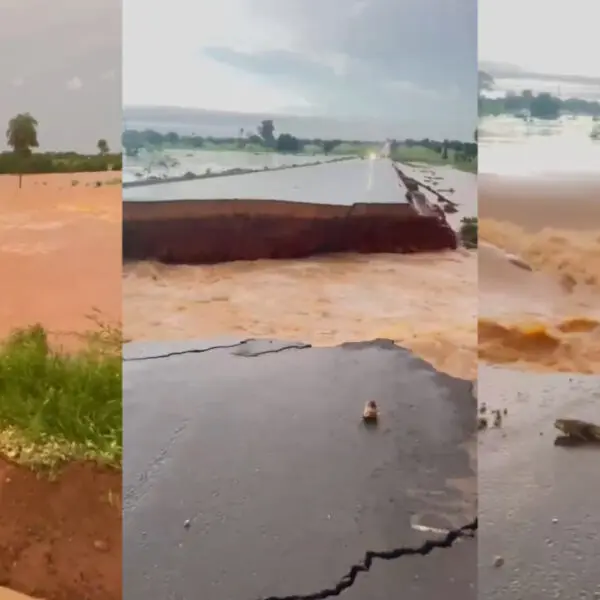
[123,250,477,380]
[478,175,600,373]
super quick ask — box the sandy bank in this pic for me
[0,172,121,346]
[478,174,600,373]
[123,199,457,263]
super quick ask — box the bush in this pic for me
[460,217,478,248]
[0,152,122,175]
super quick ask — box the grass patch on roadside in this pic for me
[392,145,477,173]
[0,320,122,469]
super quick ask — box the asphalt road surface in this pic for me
[122,158,408,205]
[479,366,600,599]
[123,338,476,600]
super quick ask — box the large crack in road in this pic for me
[259,520,477,600]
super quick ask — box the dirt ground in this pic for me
[0,172,121,347]
[0,172,122,600]
[479,174,600,373]
[0,459,121,600]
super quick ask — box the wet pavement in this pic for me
[123,338,476,600]
[122,158,408,205]
[393,163,476,230]
[478,366,600,599]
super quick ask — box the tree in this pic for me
[322,139,341,154]
[6,112,39,188]
[441,139,449,160]
[530,92,561,119]
[257,119,275,146]
[276,133,301,153]
[97,139,109,155]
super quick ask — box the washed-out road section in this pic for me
[122,159,457,263]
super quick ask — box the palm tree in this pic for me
[6,113,39,188]
[97,138,109,155]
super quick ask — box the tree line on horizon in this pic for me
[2,113,121,183]
[122,119,476,160]
[479,70,600,119]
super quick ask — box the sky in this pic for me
[0,0,120,151]
[123,0,477,141]
[479,0,600,78]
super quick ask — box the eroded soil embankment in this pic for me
[0,460,121,600]
[123,199,457,264]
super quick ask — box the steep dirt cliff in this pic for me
[123,199,457,264]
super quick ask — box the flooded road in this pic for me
[123,339,476,600]
[479,366,600,599]
[123,162,477,379]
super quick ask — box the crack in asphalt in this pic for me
[123,340,312,362]
[257,520,477,600]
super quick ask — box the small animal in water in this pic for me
[363,400,379,422]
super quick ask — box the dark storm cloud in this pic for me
[0,0,120,151]
[203,0,476,139]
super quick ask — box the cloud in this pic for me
[11,76,24,87]
[123,0,477,139]
[66,76,83,91]
[0,0,121,151]
[479,0,600,77]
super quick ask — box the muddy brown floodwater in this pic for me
[0,172,122,600]
[0,172,121,346]
[479,174,600,373]
[123,250,477,380]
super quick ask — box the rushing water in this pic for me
[123,149,341,183]
[479,115,600,176]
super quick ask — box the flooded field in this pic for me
[123,148,344,183]
[0,172,121,345]
[479,115,600,176]
[479,174,600,373]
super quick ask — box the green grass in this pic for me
[0,322,122,468]
[460,217,478,249]
[391,145,477,173]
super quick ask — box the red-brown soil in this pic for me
[1,172,122,599]
[122,199,457,264]
[0,459,121,600]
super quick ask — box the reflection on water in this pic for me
[123,149,340,183]
[123,252,477,380]
[479,115,600,175]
